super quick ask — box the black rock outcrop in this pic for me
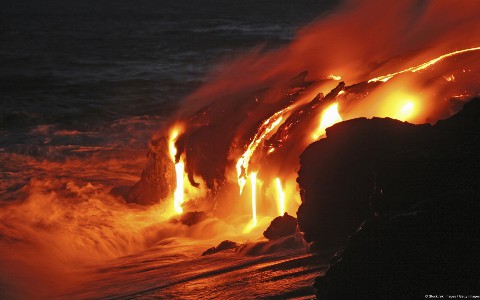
[202,240,238,256]
[179,211,208,226]
[315,191,480,299]
[263,212,298,240]
[127,137,175,205]
[297,98,480,247]
[296,98,480,298]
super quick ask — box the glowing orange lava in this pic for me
[275,178,285,216]
[169,127,185,214]
[328,74,342,81]
[397,102,415,121]
[250,172,258,226]
[173,162,185,214]
[236,107,289,194]
[312,103,343,140]
[159,15,480,232]
[368,46,480,83]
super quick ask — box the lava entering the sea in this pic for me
[129,0,480,231]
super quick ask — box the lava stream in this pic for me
[312,103,342,140]
[368,46,480,83]
[169,128,185,214]
[275,178,286,216]
[236,107,290,194]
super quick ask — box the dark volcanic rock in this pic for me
[263,212,298,240]
[127,137,175,205]
[236,234,307,256]
[297,98,480,247]
[315,191,480,299]
[202,240,238,256]
[179,211,208,226]
[297,117,428,246]
[295,98,480,298]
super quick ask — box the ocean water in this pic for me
[1,0,336,144]
[0,1,336,298]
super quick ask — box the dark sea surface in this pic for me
[1,0,338,156]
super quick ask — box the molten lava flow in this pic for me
[373,91,420,123]
[250,172,258,226]
[134,0,480,235]
[328,74,342,81]
[169,130,179,159]
[236,107,290,194]
[275,178,285,216]
[169,128,185,214]
[173,162,185,214]
[312,103,342,140]
[397,102,415,122]
[368,46,480,83]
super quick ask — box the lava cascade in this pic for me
[133,0,480,228]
